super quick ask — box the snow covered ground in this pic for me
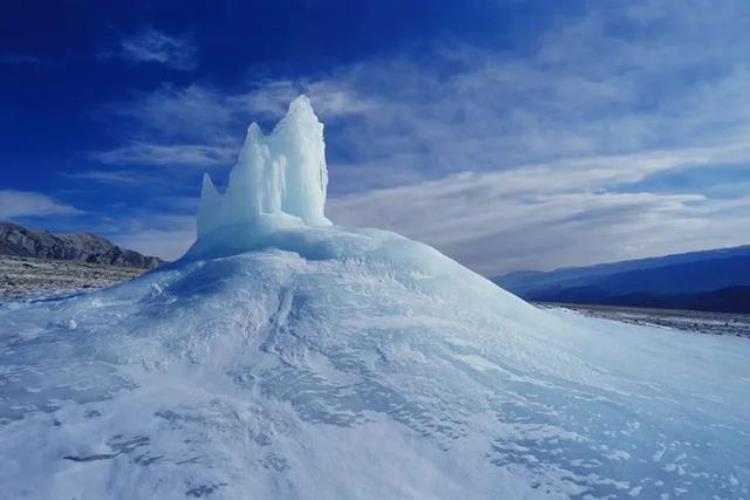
[539,302,750,339]
[1,224,748,499]
[1,97,748,499]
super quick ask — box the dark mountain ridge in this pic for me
[494,245,750,314]
[0,221,164,269]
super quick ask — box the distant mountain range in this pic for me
[493,245,750,314]
[0,221,164,270]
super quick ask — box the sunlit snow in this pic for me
[1,97,748,499]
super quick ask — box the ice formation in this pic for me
[197,95,330,242]
[0,97,749,499]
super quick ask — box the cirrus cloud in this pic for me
[88,0,750,273]
[0,190,82,219]
[120,27,196,70]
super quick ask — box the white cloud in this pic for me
[63,170,143,185]
[114,227,195,261]
[107,85,235,142]
[121,27,196,70]
[318,1,750,273]
[0,190,82,218]
[94,1,750,273]
[328,158,750,275]
[92,143,236,167]
[108,214,196,261]
[92,81,374,167]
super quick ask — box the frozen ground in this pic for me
[1,97,748,499]
[538,303,750,340]
[0,255,146,299]
[1,224,749,499]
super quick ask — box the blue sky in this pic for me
[2,0,750,275]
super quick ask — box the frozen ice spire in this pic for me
[196,95,331,240]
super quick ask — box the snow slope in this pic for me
[1,97,749,499]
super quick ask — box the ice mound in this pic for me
[0,97,749,499]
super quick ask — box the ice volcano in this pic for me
[1,97,749,499]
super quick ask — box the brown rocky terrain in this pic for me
[0,254,149,298]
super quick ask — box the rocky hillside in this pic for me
[0,221,164,269]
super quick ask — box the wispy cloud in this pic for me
[90,81,372,167]
[328,148,750,275]
[92,142,235,167]
[93,1,750,271]
[63,170,143,185]
[106,214,196,261]
[317,0,750,273]
[0,190,82,219]
[105,85,234,142]
[120,27,196,70]
[113,226,195,261]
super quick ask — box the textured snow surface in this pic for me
[2,97,749,499]
[1,224,749,499]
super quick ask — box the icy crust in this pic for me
[197,95,330,245]
[1,225,749,499]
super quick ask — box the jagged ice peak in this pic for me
[196,95,331,243]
